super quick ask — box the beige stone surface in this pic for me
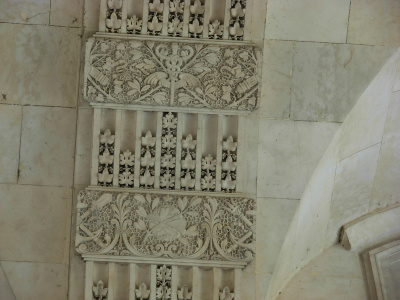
[19,106,76,187]
[265,0,350,43]
[276,245,367,300]
[259,40,294,119]
[50,0,84,27]
[0,184,72,264]
[74,109,93,186]
[0,263,15,300]
[348,0,400,46]
[0,105,22,184]
[0,23,81,107]
[291,42,397,122]
[0,0,50,25]
[339,50,399,160]
[83,0,100,30]
[257,119,340,199]
[394,59,400,92]
[291,130,340,269]
[256,198,299,274]
[325,144,381,247]
[370,91,400,209]
[2,261,69,300]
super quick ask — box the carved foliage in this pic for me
[76,190,256,263]
[98,129,115,186]
[85,38,259,111]
[119,150,135,187]
[156,265,172,299]
[160,112,177,189]
[221,136,237,192]
[168,0,184,37]
[93,280,108,300]
[140,131,156,188]
[201,154,216,192]
[181,134,196,191]
[229,0,246,40]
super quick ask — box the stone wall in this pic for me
[0,0,400,299]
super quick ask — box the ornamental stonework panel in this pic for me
[84,36,260,112]
[76,189,256,263]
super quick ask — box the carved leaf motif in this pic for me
[177,93,193,106]
[148,15,163,33]
[231,1,245,18]
[134,218,147,231]
[119,171,134,186]
[229,20,244,37]
[181,153,195,170]
[152,91,168,104]
[177,286,192,300]
[189,197,202,207]
[100,129,115,145]
[222,136,237,152]
[181,172,195,189]
[134,194,146,203]
[149,0,164,13]
[137,206,148,218]
[98,168,113,183]
[136,283,151,300]
[182,134,196,150]
[107,0,122,9]
[222,155,237,171]
[127,15,142,31]
[142,131,156,147]
[152,197,160,210]
[99,148,114,165]
[189,19,203,34]
[189,0,205,15]
[129,49,144,60]
[93,280,108,300]
[127,80,141,96]
[178,197,188,211]
[141,151,155,167]
[170,0,184,13]
[106,12,122,32]
[219,286,234,300]
[186,224,198,236]
[140,170,155,186]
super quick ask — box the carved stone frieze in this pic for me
[84,36,260,113]
[76,189,256,263]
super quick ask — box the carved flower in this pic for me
[219,286,234,300]
[222,155,237,172]
[135,283,150,300]
[147,206,187,241]
[160,173,175,188]
[182,134,196,150]
[149,0,164,13]
[162,133,177,148]
[106,11,122,33]
[202,155,216,171]
[189,0,205,15]
[142,131,156,147]
[222,174,236,191]
[177,286,192,300]
[148,15,163,33]
[98,168,113,183]
[201,174,215,190]
[156,265,172,281]
[229,20,243,38]
[107,0,122,10]
[120,150,134,166]
[156,286,172,300]
[161,154,175,168]
[230,1,245,18]
[209,20,224,37]
[93,280,108,300]
[181,172,195,189]
[168,17,183,34]
[127,15,142,31]
[99,148,114,165]
[140,170,155,186]
[222,136,237,152]
[119,171,134,186]
[141,151,155,167]
[100,129,115,145]
[189,19,203,35]
[170,0,184,13]
[162,112,178,129]
[181,153,195,170]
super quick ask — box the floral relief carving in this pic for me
[168,0,184,37]
[177,286,192,300]
[106,0,123,33]
[140,131,156,188]
[93,280,108,300]
[76,190,256,263]
[201,154,216,192]
[229,0,246,40]
[180,134,196,191]
[219,286,234,300]
[84,37,259,112]
[119,150,135,187]
[98,129,115,186]
[136,282,151,300]
[189,0,205,38]
[156,265,172,300]
[221,136,237,192]
[160,112,177,189]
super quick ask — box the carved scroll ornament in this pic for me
[76,189,256,263]
[84,36,260,112]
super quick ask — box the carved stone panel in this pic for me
[76,188,256,264]
[84,36,260,113]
